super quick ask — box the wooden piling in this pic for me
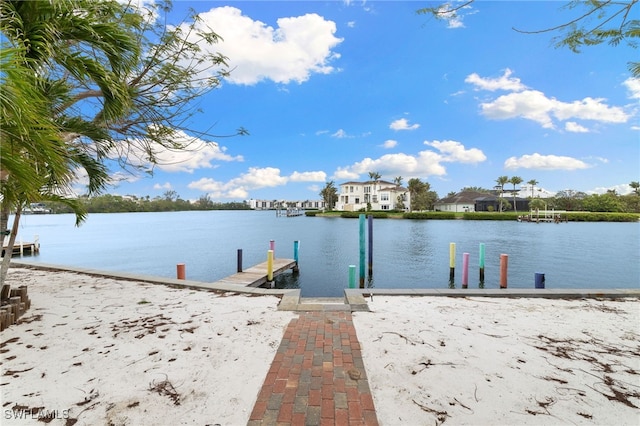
[359,214,365,288]
[499,254,508,288]
[177,263,186,280]
[462,252,469,289]
[267,250,274,283]
[237,249,243,273]
[449,242,456,286]
[479,243,485,288]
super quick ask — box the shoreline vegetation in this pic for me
[26,194,640,222]
[309,210,640,222]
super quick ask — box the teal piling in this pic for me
[293,240,299,263]
[349,265,356,288]
[367,214,373,280]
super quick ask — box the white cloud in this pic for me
[187,167,327,198]
[435,2,475,29]
[565,121,590,133]
[623,77,640,99]
[480,90,629,129]
[153,182,172,190]
[465,68,527,92]
[589,183,634,195]
[389,118,420,131]
[192,7,343,85]
[504,153,590,170]
[289,171,327,182]
[382,139,398,149]
[424,140,487,163]
[331,129,351,138]
[112,131,243,173]
[332,141,485,180]
[347,21,356,28]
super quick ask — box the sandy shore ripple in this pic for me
[1,268,639,425]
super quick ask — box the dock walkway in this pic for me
[1,241,39,258]
[212,258,298,288]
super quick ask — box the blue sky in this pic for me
[107,0,639,201]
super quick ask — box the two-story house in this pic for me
[335,180,410,211]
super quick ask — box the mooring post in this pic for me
[367,215,373,279]
[535,272,545,289]
[293,240,299,263]
[349,265,356,288]
[269,240,275,259]
[293,240,300,273]
[177,263,186,280]
[267,249,274,287]
[359,214,365,288]
[479,243,485,288]
[500,254,508,288]
[449,242,456,287]
[237,249,243,273]
[462,252,469,289]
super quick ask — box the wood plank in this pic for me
[213,258,298,288]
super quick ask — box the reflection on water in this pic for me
[13,211,640,297]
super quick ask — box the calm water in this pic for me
[11,211,640,297]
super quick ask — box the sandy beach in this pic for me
[1,267,639,425]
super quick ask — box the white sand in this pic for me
[353,296,640,425]
[1,268,639,425]
[1,268,294,425]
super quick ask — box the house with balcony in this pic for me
[335,180,410,211]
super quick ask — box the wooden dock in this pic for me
[213,258,298,288]
[1,241,39,258]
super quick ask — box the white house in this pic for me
[335,180,410,211]
[434,191,488,212]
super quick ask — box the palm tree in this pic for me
[630,181,640,196]
[393,176,403,187]
[509,176,523,213]
[0,0,138,285]
[527,179,539,198]
[495,176,509,212]
[368,171,381,204]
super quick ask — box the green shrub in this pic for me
[463,212,518,221]
[305,210,319,217]
[403,212,456,220]
[565,212,639,222]
[340,211,388,219]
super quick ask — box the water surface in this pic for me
[13,211,640,296]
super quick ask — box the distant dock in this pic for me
[1,240,39,258]
[212,258,298,288]
[275,207,305,217]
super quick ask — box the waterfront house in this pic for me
[474,194,530,212]
[335,180,410,211]
[434,191,490,212]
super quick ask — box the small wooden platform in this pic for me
[1,241,39,257]
[213,258,298,288]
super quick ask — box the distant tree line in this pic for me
[43,192,251,214]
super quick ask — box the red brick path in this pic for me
[248,312,379,426]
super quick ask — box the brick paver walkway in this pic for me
[248,311,379,426]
